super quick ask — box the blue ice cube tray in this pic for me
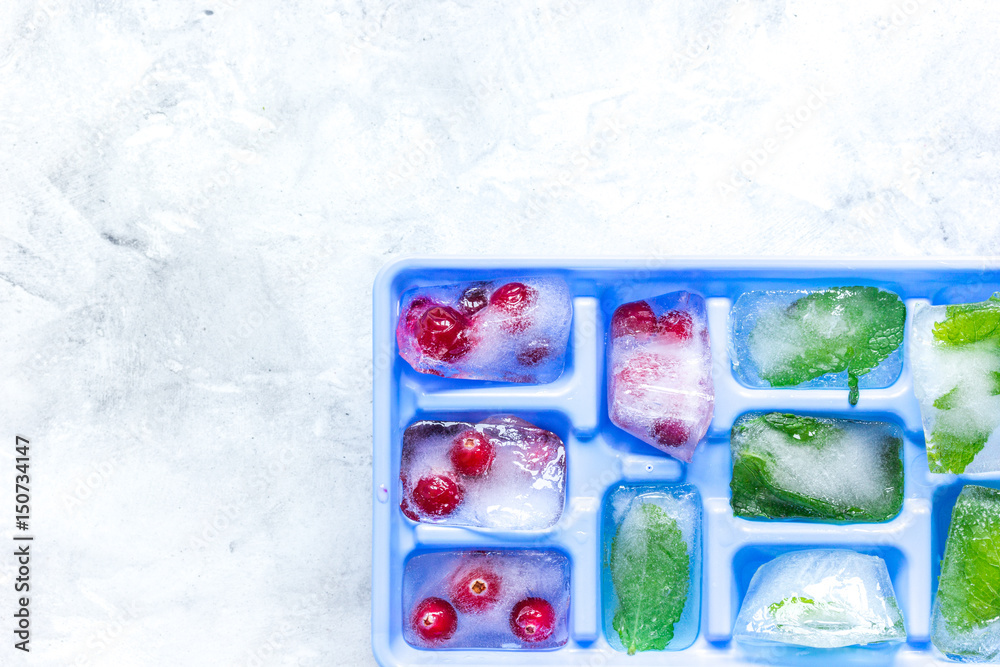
[372,258,1000,666]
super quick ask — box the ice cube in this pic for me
[402,549,570,649]
[932,485,1000,662]
[396,277,572,383]
[602,484,701,653]
[910,296,1000,473]
[399,416,565,529]
[730,287,905,405]
[730,412,904,522]
[734,549,906,648]
[607,291,714,461]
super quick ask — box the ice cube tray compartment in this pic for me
[373,259,1000,666]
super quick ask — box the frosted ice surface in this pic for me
[734,549,906,648]
[399,416,565,529]
[608,291,714,461]
[396,277,572,383]
[910,298,1000,473]
[403,549,570,649]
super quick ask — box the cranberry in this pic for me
[410,473,464,517]
[457,284,489,316]
[515,431,562,471]
[614,353,667,388]
[517,339,550,366]
[650,418,691,448]
[411,597,457,643]
[489,282,536,313]
[401,296,434,334]
[489,282,536,332]
[610,301,657,338]
[449,567,502,613]
[400,498,419,521]
[449,430,495,477]
[509,597,556,642]
[658,309,693,340]
[416,306,474,362]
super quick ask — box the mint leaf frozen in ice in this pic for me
[932,294,1000,346]
[730,413,903,522]
[933,485,1000,660]
[749,286,906,405]
[921,294,1000,473]
[610,502,689,655]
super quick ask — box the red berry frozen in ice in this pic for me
[614,352,667,388]
[490,282,536,313]
[401,296,434,334]
[416,306,474,362]
[611,301,657,338]
[449,430,495,477]
[515,431,563,472]
[658,309,693,341]
[510,597,556,642]
[410,473,464,517]
[517,339,550,366]
[490,282,536,332]
[650,417,691,448]
[449,567,502,613]
[411,597,457,643]
[458,284,490,316]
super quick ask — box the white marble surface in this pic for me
[1,1,998,665]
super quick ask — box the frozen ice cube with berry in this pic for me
[404,549,570,649]
[607,291,714,462]
[396,277,572,383]
[399,416,566,529]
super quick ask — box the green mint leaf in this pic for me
[934,486,1000,646]
[933,293,1000,346]
[933,387,960,411]
[751,286,906,403]
[761,413,836,447]
[611,502,689,655]
[730,413,903,522]
[928,426,990,474]
[768,596,815,617]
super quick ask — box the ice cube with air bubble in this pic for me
[734,549,906,649]
[396,277,572,383]
[403,549,570,650]
[607,291,714,462]
[399,415,565,529]
[910,294,1000,473]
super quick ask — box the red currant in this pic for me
[416,306,474,362]
[510,597,556,642]
[449,567,502,613]
[517,339,550,366]
[490,282,536,332]
[650,418,691,448]
[658,309,693,340]
[457,284,489,315]
[449,430,495,477]
[401,296,434,334]
[611,301,657,338]
[410,473,464,517]
[411,597,457,643]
